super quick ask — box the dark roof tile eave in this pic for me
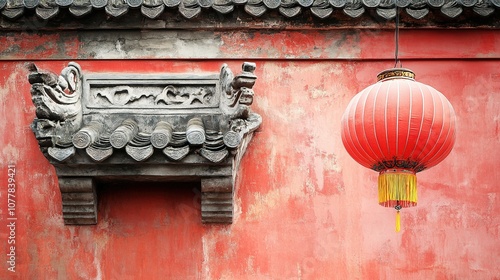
[0,0,498,23]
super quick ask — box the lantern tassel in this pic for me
[395,210,401,232]
[378,169,418,208]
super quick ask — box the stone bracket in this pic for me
[201,177,233,223]
[59,177,97,225]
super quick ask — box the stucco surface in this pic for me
[0,29,499,279]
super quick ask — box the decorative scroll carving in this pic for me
[89,84,218,110]
[95,86,154,106]
[155,86,214,106]
[27,62,262,225]
[93,85,214,107]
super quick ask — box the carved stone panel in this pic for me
[84,75,220,111]
[27,62,262,225]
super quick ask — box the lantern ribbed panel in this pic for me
[341,69,456,223]
[341,75,456,173]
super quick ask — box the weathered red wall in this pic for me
[1,29,499,279]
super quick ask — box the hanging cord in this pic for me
[394,7,402,68]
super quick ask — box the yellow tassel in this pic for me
[378,169,418,208]
[395,210,401,232]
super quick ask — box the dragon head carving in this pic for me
[27,62,83,147]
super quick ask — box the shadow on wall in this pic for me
[97,180,202,225]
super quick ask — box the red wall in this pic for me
[1,29,499,279]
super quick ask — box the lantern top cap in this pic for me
[377,68,415,82]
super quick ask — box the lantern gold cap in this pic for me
[377,68,415,82]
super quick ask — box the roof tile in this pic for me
[0,0,498,20]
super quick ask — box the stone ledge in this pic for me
[27,61,261,225]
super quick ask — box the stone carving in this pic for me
[163,145,190,161]
[28,62,82,147]
[86,140,114,162]
[155,86,214,106]
[88,83,218,109]
[48,146,75,162]
[72,120,103,149]
[95,86,154,106]
[59,177,97,225]
[150,121,173,149]
[85,135,114,162]
[125,132,154,161]
[186,117,206,145]
[163,132,190,161]
[94,85,215,107]
[201,177,233,223]
[27,62,262,225]
[110,119,139,149]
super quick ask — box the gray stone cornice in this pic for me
[27,62,262,225]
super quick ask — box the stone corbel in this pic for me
[27,62,262,225]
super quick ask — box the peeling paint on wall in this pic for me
[0,30,499,279]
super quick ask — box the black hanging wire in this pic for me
[394,7,402,68]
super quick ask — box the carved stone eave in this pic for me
[28,62,262,225]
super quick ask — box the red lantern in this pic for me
[341,69,456,231]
